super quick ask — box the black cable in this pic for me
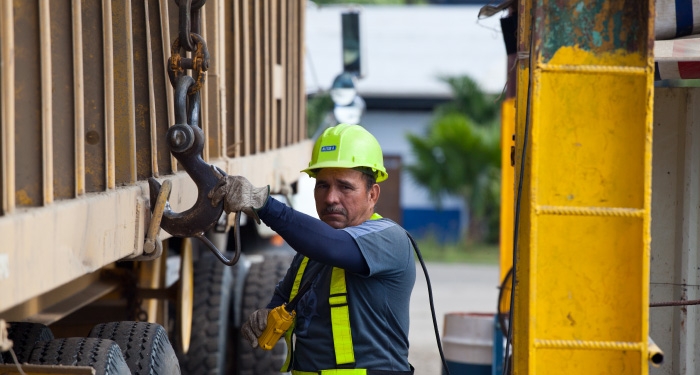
[502,5,537,374]
[497,267,513,338]
[406,233,451,375]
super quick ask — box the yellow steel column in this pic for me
[513,1,654,374]
[500,98,516,281]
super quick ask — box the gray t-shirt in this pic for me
[274,218,416,371]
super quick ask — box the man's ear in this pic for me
[369,183,380,205]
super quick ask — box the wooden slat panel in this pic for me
[235,0,244,157]
[143,0,163,177]
[215,0,227,158]
[290,2,297,145]
[166,3,178,46]
[82,0,107,192]
[262,0,271,151]
[0,3,4,215]
[200,6,210,162]
[132,0,154,180]
[252,0,261,154]
[0,0,13,214]
[270,0,279,151]
[14,1,43,207]
[205,0,222,159]
[279,0,286,148]
[158,0,175,174]
[112,0,137,185]
[103,0,115,189]
[242,0,251,156]
[71,0,85,197]
[298,0,306,142]
[39,0,54,205]
[146,0,170,177]
[50,0,76,201]
[225,0,237,157]
[289,1,297,144]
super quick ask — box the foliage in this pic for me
[435,75,502,125]
[414,234,499,264]
[406,114,499,203]
[406,75,502,243]
[306,92,334,138]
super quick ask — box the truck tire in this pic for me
[28,337,130,375]
[177,251,235,374]
[1,322,54,364]
[236,252,294,375]
[89,321,180,375]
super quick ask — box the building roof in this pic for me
[305,4,509,97]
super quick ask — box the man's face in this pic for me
[314,168,380,229]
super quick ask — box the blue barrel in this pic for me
[442,312,494,375]
[492,314,505,375]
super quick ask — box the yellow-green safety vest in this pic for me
[281,213,383,374]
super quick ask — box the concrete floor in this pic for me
[409,262,500,375]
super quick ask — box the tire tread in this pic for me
[28,337,130,375]
[1,322,54,364]
[237,252,294,375]
[89,321,180,375]
[177,251,234,374]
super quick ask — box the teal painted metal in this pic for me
[540,1,648,62]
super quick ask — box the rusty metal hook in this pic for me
[148,75,239,266]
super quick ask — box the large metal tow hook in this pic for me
[147,75,240,266]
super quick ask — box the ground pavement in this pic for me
[409,262,500,375]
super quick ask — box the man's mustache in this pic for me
[323,206,347,216]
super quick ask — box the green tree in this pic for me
[406,76,502,243]
[436,75,502,126]
[306,92,334,138]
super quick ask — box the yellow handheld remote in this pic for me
[258,304,296,350]
[258,269,315,350]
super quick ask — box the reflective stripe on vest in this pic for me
[330,267,354,365]
[292,369,413,375]
[282,257,310,372]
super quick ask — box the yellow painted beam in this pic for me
[513,1,654,374]
[500,99,515,281]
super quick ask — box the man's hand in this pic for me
[241,308,272,348]
[208,167,269,223]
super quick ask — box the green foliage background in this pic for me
[306,92,334,138]
[406,76,502,243]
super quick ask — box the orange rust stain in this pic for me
[16,190,33,206]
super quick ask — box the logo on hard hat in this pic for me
[321,145,336,152]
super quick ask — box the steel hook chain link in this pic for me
[170,0,209,95]
[174,0,206,51]
[168,33,209,95]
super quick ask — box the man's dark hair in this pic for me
[355,167,377,192]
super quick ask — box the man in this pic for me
[209,124,415,374]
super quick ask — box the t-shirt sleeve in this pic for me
[343,219,413,277]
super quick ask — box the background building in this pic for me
[305,3,507,241]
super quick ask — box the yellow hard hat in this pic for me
[302,124,388,182]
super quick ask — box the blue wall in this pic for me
[403,208,461,243]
